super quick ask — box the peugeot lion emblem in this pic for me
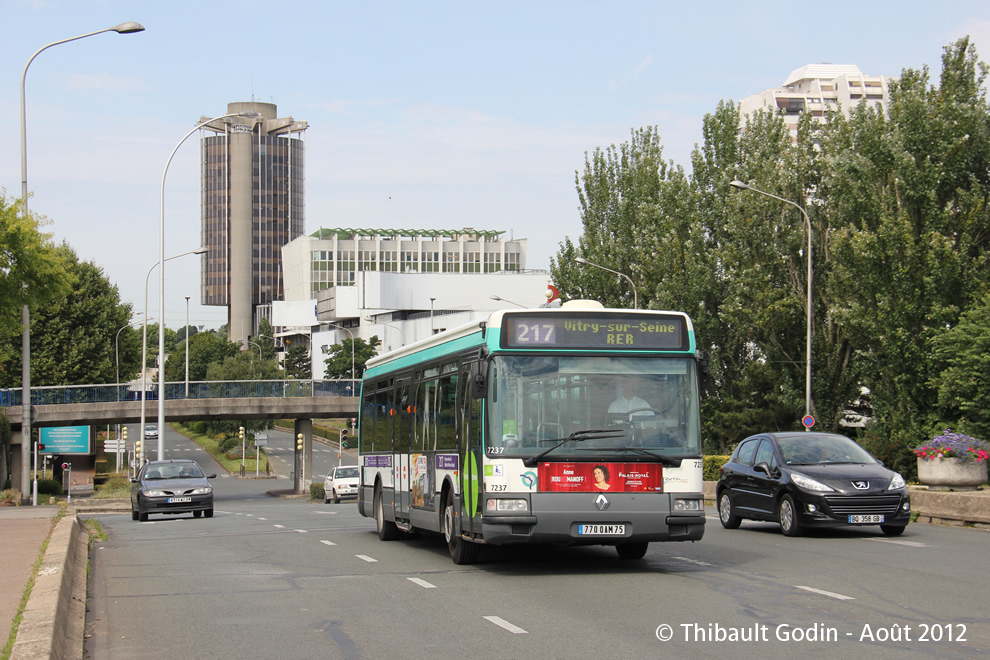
[851,481,870,490]
[595,493,610,511]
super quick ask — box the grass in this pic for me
[170,424,269,475]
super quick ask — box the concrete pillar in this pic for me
[228,126,254,348]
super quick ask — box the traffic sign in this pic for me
[103,440,126,451]
[254,438,268,447]
[801,415,815,429]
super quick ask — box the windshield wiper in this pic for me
[522,429,625,467]
[574,446,683,467]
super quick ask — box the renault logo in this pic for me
[851,481,870,490]
[595,494,609,511]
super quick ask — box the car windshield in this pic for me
[488,355,702,459]
[144,464,204,479]
[334,467,359,479]
[777,434,878,465]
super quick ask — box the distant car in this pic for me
[716,432,911,537]
[144,424,159,440]
[324,465,360,503]
[130,459,216,522]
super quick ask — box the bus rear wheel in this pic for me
[443,491,479,565]
[615,541,649,559]
[375,486,400,541]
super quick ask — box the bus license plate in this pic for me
[168,496,192,503]
[848,514,884,524]
[578,524,625,536]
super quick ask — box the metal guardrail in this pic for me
[0,379,360,407]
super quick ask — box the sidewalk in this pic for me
[0,506,60,648]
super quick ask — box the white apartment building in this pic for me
[738,64,891,140]
[273,227,552,377]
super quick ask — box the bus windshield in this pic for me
[488,355,701,459]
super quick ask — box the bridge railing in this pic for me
[0,379,360,407]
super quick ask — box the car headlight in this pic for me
[672,498,703,511]
[190,487,213,495]
[888,473,906,490]
[143,489,166,497]
[486,499,529,512]
[790,472,835,492]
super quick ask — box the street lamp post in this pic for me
[364,317,405,349]
[158,111,257,460]
[325,323,355,393]
[574,257,638,309]
[184,296,191,398]
[730,180,813,429]
[19,21,145,504]
[490,295,527,308]
[140,248,207,464]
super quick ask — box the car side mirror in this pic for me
[207,474,217,479]
[754,462,773,478]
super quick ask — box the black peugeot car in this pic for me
[716,432,911,537]
[130,459,217,522]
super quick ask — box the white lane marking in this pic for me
[257,517,267,521]
[795,586,855,600]
[672,556,712,566]
[865,538,928,547]
[484,616,528,634]
[273,524,285,529]
[407,578,436,589]
[320,540,337,546]
[312,511,338,515]
[356,555,378,563]
[295,529,308,533]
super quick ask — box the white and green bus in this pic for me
[357,300,707,564]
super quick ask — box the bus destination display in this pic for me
[502,313,687,350]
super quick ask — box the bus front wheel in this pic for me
[375,486,400,541]
[443,491,480,565]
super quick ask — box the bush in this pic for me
[312,483,325,501]
[94,459,109,475]
[36,478,64,496]
[704,455,729,481]
[857,427,918,482]
[1,489,21,505]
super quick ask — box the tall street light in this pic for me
[141,248,207,463]
[490,295,527,308]
[730,179,813,429]
[324,323,355,394]
[19,21,145,504]
[184,296,191,399]
[575,257,638,309]
[364,316,405,349]
[116,314,146,401]
[158,111,258,459]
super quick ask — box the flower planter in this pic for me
[917,457,988,490]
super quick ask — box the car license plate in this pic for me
[168,496,192,503]
[848,514,884,524]
[578,524,625,536]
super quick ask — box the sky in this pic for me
[2,1,989,330]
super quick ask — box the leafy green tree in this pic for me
[0,194,73,382]
[206,350,282,381]
[323,336,380,379]
[163,331,240,382]
[283,343,311,379]
[254,317,278,361]
[1,244,137,386]
[931,292,990,440]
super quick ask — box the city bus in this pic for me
[356,300,707,564]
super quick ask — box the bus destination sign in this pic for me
[501,313,688,350]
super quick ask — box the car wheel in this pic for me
[193,510,203,518]
[139,511,149,522]
[204,508,214,519]
[880,524,906,537]
[131,508,139,521]
[718,491,741,529]
[615,541,649,559]
[332,489,339,504]
[375,486,400,541]
[443,490,480,565]
[778,494,802,537]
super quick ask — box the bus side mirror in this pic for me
[696,351,711,393]
[470,361,487,399]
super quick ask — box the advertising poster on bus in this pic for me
[411,453,434,508]
[538,462,663,492]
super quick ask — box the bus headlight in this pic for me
[672,498,702,511]
[486,499,529,512]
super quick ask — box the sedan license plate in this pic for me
[168,496,192,503]
[578,524,625,536]
[848,514,884,524]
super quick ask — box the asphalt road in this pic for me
[84,429,990,659]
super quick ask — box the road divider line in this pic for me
[407,578,436,589]
[273,524,285,528]
[795,585,855,600]
[864,538,928,547]
[295,529,308,533]
[320,540,336,546]
[484,616,527,634]
[356,555,378,563]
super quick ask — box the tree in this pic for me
[323,336,380,380]
[931,292,990,440]
[255,317,278,361]
[163,331,240,382]
[0,194,73,382]
[206,350,282,381]
[1,244,136,387]
[283,343,311,379]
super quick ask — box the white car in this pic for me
[144,424,159,440]
[324,466,360,503]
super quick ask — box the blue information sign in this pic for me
[39,426,91,455]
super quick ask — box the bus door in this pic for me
[393,378,412,520]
